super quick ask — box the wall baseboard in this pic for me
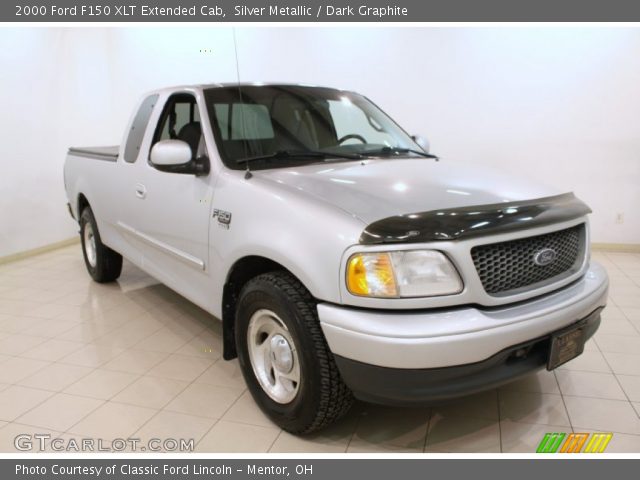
[592,242,640,253]
[1,238,638,267]
[0,237,80,266]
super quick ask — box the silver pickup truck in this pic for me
[63,83,609,433]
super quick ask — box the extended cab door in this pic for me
[125,92,214,304]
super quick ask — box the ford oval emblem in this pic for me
[533,248,557,266]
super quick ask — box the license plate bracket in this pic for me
[547,324,586,370]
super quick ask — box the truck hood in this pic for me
[258,158,563,225]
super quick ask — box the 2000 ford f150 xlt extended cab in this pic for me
[64,84,609,433]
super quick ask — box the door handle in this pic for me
[135,183,147,199]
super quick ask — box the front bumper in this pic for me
[318,261,609,405]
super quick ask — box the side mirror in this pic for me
[150,140,209,176]
[411,135,430,154]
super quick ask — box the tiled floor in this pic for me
[0,246,639,453]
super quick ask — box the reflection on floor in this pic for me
[0,246,639,453]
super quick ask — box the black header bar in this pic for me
[3,458,640,480]
[5,0,640,22]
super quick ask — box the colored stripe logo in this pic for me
[583,433,613,453]
[537,433,612,453]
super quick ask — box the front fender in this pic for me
[207,170,365,317]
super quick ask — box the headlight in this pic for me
[346,250,463,298]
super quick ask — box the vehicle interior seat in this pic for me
[178,121,202,158]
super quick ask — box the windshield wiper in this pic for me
[236,149,362,165]
[361,146,439,160]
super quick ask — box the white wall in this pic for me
[0,29,113,258]
[0,28,238,257]
[1,27,639,257]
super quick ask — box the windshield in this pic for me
[203,85,422,170]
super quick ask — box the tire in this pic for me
[79,207,123,283]
[235,271,353,434]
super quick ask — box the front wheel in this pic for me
[235,271,353,433]
[80,207,122,283]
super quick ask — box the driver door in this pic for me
[132,92,214,304]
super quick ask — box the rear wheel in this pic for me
[235,271,353,434]
[80,207,122,283]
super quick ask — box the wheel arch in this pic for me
[221,255,309,360]
[77,192,91,220]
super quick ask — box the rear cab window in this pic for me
[124,94,158,163]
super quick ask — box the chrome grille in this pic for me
[471,224,585,296]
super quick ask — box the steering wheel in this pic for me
[338,134,367,145]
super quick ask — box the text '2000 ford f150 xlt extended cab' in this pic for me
[64,84,609,433]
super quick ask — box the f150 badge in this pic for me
[213,209,232,229]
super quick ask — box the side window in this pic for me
[151,94,202,159]
[124,94,158,163]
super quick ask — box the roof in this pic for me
[145,83,351,96]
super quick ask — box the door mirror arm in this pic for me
[192,156,210,176]
[152,156,210,176]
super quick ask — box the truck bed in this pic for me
[68,145,119,162]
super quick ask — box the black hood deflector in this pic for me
[359,192,591,245]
